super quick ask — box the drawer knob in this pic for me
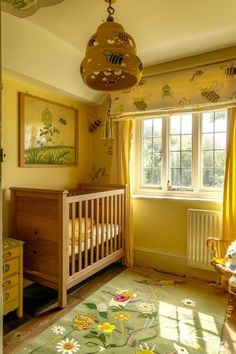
[2,264,10,273]
[4,292,10,301]
[3,280,11,288]
[3,251,12,258]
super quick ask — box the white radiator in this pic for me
[187,209,223,270]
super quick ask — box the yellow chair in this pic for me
[206,237,236,296]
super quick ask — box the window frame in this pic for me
[133,109,227,201]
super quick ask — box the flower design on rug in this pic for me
[181,298,196,307]
[109,289,136,307]
[136,343,156,354]
[112,310,131,321]
[136,302,157,314]
[112,311,131,334]
[97,302,108,312]
[97,322,116,334]
[56,338,80,354]
[73,313,96,331]
[51,325,66,335]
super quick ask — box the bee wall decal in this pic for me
[201,86,220,103]
[162,84,173,99]
[201,88,220,102]
[229,91,236,100]
[221,62,236,78]
[103,50,124,65]
[179,97,191,107]
[189,70,203,83]
[133,97,147,111]
[104,142,113,155]
[88,112,102,133]
[58,117,67,125]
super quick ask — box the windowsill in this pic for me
[132,192,223,203]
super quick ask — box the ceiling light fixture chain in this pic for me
[107,2,115,22]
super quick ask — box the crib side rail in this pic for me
[67,189,125,280]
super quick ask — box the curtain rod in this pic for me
[143,57,236,79]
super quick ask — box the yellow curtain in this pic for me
[223,108,236,241]
[110,120,134,266]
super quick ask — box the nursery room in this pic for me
[1,0,236,353]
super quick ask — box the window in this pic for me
[169,114,192,189]
[134,110,227,199]
[201,111,227,188]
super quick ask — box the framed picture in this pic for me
[19,92,78,167]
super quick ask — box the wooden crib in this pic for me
[10,183,127,308]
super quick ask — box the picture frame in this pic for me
[19,92,78,167]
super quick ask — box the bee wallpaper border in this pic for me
[19,92,78,167]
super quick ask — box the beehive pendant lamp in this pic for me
[80,0,143,91]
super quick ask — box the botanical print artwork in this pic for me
[18,267,228,354]
[19,93,78,166]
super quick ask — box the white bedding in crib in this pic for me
[69,223,119,255]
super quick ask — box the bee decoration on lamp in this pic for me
[103,50,125,65]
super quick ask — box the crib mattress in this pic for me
[69,223,119,255]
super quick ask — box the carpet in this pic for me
[18,267,228,354]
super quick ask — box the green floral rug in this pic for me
[19,267,228,354]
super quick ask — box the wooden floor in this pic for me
[3,265,236,354]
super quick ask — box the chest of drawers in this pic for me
[3,238,24,317]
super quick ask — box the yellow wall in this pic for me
[133,198,222,280]
[90,98,113,183]
[2,75,93,236]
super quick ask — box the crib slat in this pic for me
[71,203,76,275]
[106,197,109,257]
[101,197,105,259]
[110,195,113,254]
[118,194,122,249]
[96,198,99,262]
[84,200,88,268]
[78,202,82,271]
[90,199,94,265]
[114,195,117,251]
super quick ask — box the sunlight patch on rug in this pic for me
[18,267,228,354]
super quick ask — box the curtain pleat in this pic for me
[222,108,236,241]
[110,120,134,266]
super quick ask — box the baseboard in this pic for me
[134,247,217,281]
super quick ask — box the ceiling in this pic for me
[27,0,236,67]
[2,0,236,104]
